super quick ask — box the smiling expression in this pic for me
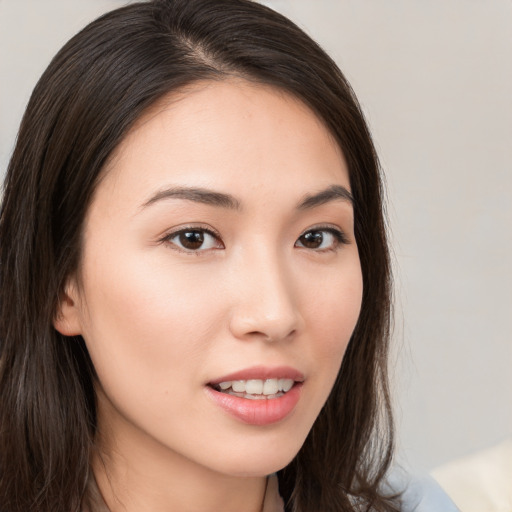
[55,79,363,478]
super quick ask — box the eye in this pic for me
[295,227,348,251]
[162,227,224,252]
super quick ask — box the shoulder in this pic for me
[384,467,460,512]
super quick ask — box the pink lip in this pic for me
[208,365,305,385]
[205,383,303,426]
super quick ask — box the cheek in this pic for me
[298,259,363,394]
[76,251,223,409]
[307,261,362,347]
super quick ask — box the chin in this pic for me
[207,434,306,478]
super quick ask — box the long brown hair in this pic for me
[0,1,395,510]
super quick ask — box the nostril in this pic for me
[245,329,295,342]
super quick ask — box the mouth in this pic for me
[208,378,297,400]
[205,366,304,425]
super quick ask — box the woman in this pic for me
[0,1,456,511]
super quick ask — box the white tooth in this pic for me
[219,381,232,390]
[263,378,279,395]
[232,380,246,392]
[245,379,263,394]
[281,379,294,392]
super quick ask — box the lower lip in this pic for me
[205,383,303,426]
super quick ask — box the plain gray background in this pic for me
[1,0,511,472]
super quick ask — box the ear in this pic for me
[53,278,83,336]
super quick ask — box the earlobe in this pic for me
[53,279,83,336]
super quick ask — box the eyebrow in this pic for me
[141,186,241,211]
[297,185,354,210]
[140,184,353,212]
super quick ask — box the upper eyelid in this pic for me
[300,224,339,233]
[299,224,348,237]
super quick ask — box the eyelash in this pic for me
[159,225,349,254]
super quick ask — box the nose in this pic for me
[228,249,303,343]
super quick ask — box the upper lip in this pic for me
[208,365,305,385]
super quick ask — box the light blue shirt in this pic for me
[386,469,461,511]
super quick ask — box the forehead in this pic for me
[99,78,349,208]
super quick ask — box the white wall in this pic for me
[1,0,511,472]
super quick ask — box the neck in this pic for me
[92,460,267,512]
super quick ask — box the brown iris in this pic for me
[179,230,205,250]
[298,231,324,249]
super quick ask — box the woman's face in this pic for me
[56,79,363,477]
